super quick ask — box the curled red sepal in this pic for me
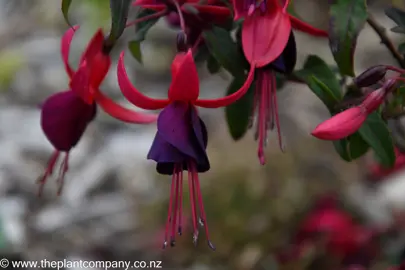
[289,15,328,37]
[194,65,255,108]
[242,7,291,67]
[311,107,367,140]
[168,50,199,101]
[117,52,170,110]
[94,91,158,124]
[61,25,80,79]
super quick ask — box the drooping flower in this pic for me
[39,27,157,196]
[228,0,326,164]
[117,49,254,249]
[286,196,378,268]
[312,79,397,141]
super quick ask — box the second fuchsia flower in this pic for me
[229,0,328,164]
[117,49,254,249]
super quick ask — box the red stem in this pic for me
[126,9,168,28]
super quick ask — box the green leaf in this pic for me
[333,132,370,161]
[385,6,405,33]
[294,55,342,100]
[61,0,73,27]
[128,41,143,64]
[108,0,132,43]
[203,26,247,77]
[207,54,221,74]
[225,77,255,140]
[398,43,405,54]
[133,9,160,42]
[306,76,340,111]
[358,112,396,167]
[329,0,368,76]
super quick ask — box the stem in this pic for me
[367,13,405,68]
[125,9,168,28]
[172,1,186,33]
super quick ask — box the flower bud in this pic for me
[361,88,385,113]
[353,65,387,88]
[311,107,367,140]
[176,32,188,52]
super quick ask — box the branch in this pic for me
[367,13,405,68]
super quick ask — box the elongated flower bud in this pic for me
[311,107,367,140]
[176,32,188,52]
[353,65,387,88]
[361,88,385,114]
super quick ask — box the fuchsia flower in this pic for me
[312,79,397,140]
[39,27,157,196]
[369,148,405,180]
[290,196,378,267]
[229,0,327,164]
[117,49,254,249]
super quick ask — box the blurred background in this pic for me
[0,0,405,269]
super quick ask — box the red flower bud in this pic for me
[311,107,367,140]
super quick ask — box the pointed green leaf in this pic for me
[128,41,143,64]
[358,112,396,167]
[333,132,370,161]
[385,6,405,31]
[225,77,255,140]
[108,0,132,43]
[329,0,368,76]
[294,55,342,100]
[306,76,340,111]
[61,0,73,27]
[133,9,160,42]
[203,26,247,77]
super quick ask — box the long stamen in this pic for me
[270,72,285,152]
[57,153,69,196]
[163,167,178,249]
[188,164,199,246]
[190,162,216,251]
[257,72,267,165]
[37,151,60,197]
[178,164,183,235]
[171,165,180,246]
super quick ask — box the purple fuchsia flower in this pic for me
[39,26,157,196]
[117,49,254,249]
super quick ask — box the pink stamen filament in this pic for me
[188,166,199,245]
[125,9,168,28]
[178,167,183,235]
[162,160,214,250]
[190,162,215,250]
[57,152,69,196]
[252,70,284,165]
[37,151,60,197]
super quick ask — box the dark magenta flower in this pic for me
[39,27,157,196]
[117,49,254,249]
[289,196,378,267]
